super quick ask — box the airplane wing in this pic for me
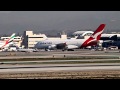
[56,43,67,49]
[48,43,67,50]
[48,43,78,50]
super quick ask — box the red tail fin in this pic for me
[80,24,106,48]
[90,24,105,40]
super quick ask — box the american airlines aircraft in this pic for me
[34,24,106,51]
[0,33,16,50]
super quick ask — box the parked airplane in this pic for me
[34,24,106,51]
[0,33,16,50]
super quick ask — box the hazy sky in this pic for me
[0,11,120,35]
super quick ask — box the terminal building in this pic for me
[22,31,48,48]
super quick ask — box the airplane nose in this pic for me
[34,43,38,48]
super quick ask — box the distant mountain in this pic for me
[0,23,119,36]
[0,11,120,36]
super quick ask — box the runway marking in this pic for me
[1,64,120,69]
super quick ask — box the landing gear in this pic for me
[62,49,74,51]
[67,49,74,51]
[62,49,65,51]
[45,48,50,51]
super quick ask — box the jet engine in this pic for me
[48,45,56,49]
[66,45,78,49]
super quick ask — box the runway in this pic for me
[0,49,120,59]
[0,49,120,73]
[1,63,120,73]
[1,59,120,64]
[0,49,120,79]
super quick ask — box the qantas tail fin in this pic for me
[90,24,105,40]
[80,24,106,48]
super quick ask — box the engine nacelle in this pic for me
[66,45,78,49]
[48,45,56,49]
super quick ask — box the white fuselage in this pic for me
[34,39,87,49]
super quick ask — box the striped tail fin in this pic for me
[1,33,16,48]
[7,33,16,43]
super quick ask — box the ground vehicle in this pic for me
[108,46,118,50]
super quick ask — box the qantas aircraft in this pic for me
[0,33,16,50]
[34,24,106,51]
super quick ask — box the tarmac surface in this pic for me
[0,49,120,78]
[0,49,120,59]
[0,63,120,73]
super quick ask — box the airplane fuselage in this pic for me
[34,24,105,50]
[35,38,97,49]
